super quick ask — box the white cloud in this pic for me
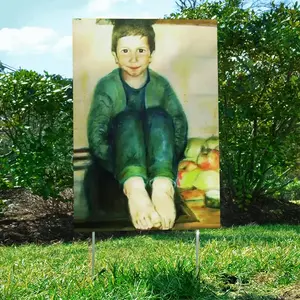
[0,27,72,55]
[139,11,162,18]
[52,36,72,53]
[87,0,127,13]
[85,0,145,16]
[76,0,159,18]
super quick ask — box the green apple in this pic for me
[193,170,220,191]
[205,190,220,208]
[184,138,206,159]
[206,137,219,151]
[184,137,219,159]
[177,168,202,189]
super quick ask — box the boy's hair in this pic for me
[110,19,156,53]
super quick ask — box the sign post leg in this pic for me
[91,231,96,279]
[195,229,200,277]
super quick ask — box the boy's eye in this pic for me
[121,49,129,54]
[138,49,146,53]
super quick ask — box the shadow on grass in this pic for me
[94,260,227,300]
[92,260,281,300]
[146,224,300,246]
[232,296,280,300]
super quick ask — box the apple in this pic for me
[184,137,219,159]
[177,168,202,189]
[193,170,220,191]
[180,189,205,201]
[197,149,219,170]
[184,138,206,159]
[178,160,199,172]
[206,138,219,151]
[205,190,220,208]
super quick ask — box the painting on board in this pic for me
[73,18,220,232]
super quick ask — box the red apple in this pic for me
[197,149,219,170]
[178,160,199,172]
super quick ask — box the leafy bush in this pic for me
[169,1,300,207]
[0,70,73,198]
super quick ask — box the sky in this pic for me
[0,0,178,78]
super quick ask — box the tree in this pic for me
[175,0,200,10]
[168,0,300,208]
[0,70,73,198]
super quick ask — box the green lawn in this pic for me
[1,225,299,299]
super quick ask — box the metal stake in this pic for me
[195,229,200,277]
[91,231,96,278]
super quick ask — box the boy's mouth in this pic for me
[128,66,140,70]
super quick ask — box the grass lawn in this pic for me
[0,224,299,299]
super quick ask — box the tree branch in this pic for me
[175,0,200,10]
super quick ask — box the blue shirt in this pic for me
[119,68,150,112]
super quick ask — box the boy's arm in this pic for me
[87,92,113,168]
[163,81,188,158]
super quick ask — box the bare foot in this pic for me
[123,177,161,230]
[151,177,176,230]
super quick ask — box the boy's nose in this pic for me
[129,53,138,62]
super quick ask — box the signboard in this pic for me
[73,19,220,231]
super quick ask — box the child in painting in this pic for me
[87,19,188,230]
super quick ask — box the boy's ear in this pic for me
[149,50,155,63]
[112,52,119,64]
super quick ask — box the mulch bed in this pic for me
[0,188,83,245]
[0,188,154,245]
[0,188,299,246]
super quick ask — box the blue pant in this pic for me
[109,107,178,185]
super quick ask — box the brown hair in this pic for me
[110,19,156,53]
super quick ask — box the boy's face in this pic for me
[112,35,152,78]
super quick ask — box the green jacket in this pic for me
[87,68,188,170]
